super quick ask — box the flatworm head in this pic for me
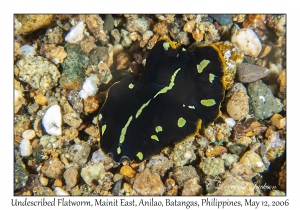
[99,39,230,163]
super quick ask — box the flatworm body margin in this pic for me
[99,40,229,163]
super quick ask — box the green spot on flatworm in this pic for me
[209,73,215,83]
[119,116,133,143]
[101,124,107,135]
[163,42,170,51]
[99,40,226,163]
[128,83,134,89]
[151,135,159,141]
[136,152,143,160]
[197,59,210,73]
[117,147,121,154]
[155,126,163,133]
[201,99,216,107]
[177,117,186,128]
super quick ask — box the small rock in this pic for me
[239,150,265,173]
[169,137,196,166]
[54,178,63,187]
[86,15,107,43]
[182,178,203,196]
[248,80,283,120]
[65,20,85,43]
[146,155,173,176]
[209,14,233,26]
[237,63,269,83]
[42,104,62,136]
[45,46,67,64]
[202,157,225,176]
[278,161,286,190]
[133,169,165,195]
[84,124,99,137]
[228,143,247,155]
[44,26,64,44]
[54,187,70,195]
[103,14,114,32]
[80,36,95,54]
[270,113,286,129]
[35,94,48,106]
[67,90,84,114]
[83,95,100,113]
[16,55,61,90]
[125,16,152,34]
[171,165,199,188]
[116,52,131,70]
[221,153,239,168]
[63,167,79,189]
[68,143,91,165]
[231,28,262,57]
[226,83,249,120]
[33,186,55,196]
[63,112,82,128]
[14,151,29,191]
[80,162,105,185]
[22,129,36,140]
[278,69,286,99]
[39,174,49,186]
[19,139,32,157]
[269,190,286,196]
[41,157,65,179]
[120,165,136,178]
[206,146,227,157]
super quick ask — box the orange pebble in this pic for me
[206,146,227,157]
[35,94,48,106]
[120,165,136,178]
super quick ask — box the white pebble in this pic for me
[54,187,70,196]
[65,20,85,43]
[79,74,100,99]
[18,44,36,56]
[19,139,32,157]
[42,105,62,136]
[22,129,36,140]
[231,28,261,57]
[225,117,236,127]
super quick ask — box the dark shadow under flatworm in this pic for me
[99,40,226,163]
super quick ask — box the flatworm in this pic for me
[99,39,230,163]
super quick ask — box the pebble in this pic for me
[237,63,270,83]
[54,187,70,196]
[65,20,85,43]
[278,161,286,190]
[221,153,239,168]
[63,112,82,128]
[116,52,130,70]
[231,28,262,57]
[239,150,265,173]
[33,186,55,196]
[171,165,199,188]
[202,157,225,176]
[14,151,29,191]
[125,16,152,34]
[103,14,114,32]
[84,124,99,137]
[44,26,64,44]
[80,36,95,54]
[44,46,67,64]
[133,169,165,195]
[67,90,84,114]
[120,165,136,178]
[146,155,173,176]
[83,95,100,113]
[169,137,196,166]
[278,69,286,99]
[16,55,61,90]
[22,129,36,140]
[209,14,233,26]
[68,143,91,165]
[206,146,227,157]
[54,178,63,187]
[86,15,107,43]
[35,94,48,106]
[80,162,105,185]
[19,138,32,157]
[42,104,62,136]
[41,157,65,179]
[228,143,247,155]
[270,113,286,129]
[63,167,79,189]
[248,80,283,120]
[226,83,249,120]
[39,174,49,186]
[181,178,203,196]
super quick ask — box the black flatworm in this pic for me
[99,39,228,163]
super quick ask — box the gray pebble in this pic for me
[237,63,269,83]
[248,80,283,120]
[209,14,233,25]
